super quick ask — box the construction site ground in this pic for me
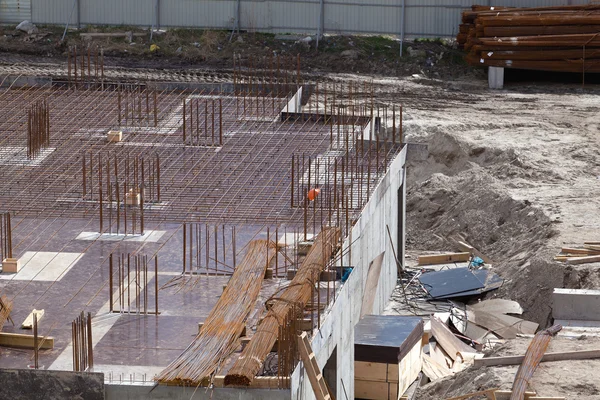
[2,27,600,397]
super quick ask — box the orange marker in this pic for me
[307,188,321,201]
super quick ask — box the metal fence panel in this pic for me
[0,0,31,24]
[27,0,594,39]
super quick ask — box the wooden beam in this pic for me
[561,247,600,255]
[455,240,492,264]
[205,375,288,388]
[565,255,600,265]
[0,332,54,349]
[445,388,499,400]
[21,309,44,329]
[418,252,470,266]
[474,349,600,367]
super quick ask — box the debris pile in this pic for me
[458,4,600,72]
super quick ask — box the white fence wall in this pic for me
[0,0,31,23]
[24,0,591,38]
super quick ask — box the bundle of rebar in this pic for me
[156,239,276,385]
[72,311,93,372]
[27,100,50,159]
[224,227,340,386]
[0,294,13,330]
[0,212,12,260]
[458,5,600,73]
[510,324,562,400]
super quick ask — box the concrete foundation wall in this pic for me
[0,369,104,400]
[291,145,407,400]
[553,288,600,321]
[106,383,289,400]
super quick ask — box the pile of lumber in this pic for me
[555,241,600,264]
[458,4,600,73]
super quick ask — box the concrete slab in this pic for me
[488,66,504,90]
[76,230,166,242]
[0,251,83,281]
[553,288,600,321]
[0,146,55,166]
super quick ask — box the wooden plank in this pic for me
[565,255,600,265]
[355,361,398,383]
[418,252,470,266]
[0,332,54,349]
[398,340,422,397]
[474,349,600,367]
[584,244,600,251]
[470,299,523,315]
[445,388,500,400]
[466,309,538,339]
[455,240,492,264]
[494,391,537,400]
[430,342,453,369]
[298,332,330,400]
[421,353,452,381]
[21,309,44,329]
[355,380,398,400]
[430,317,475,361]
[561,247,600,255]
[360,252,385,319]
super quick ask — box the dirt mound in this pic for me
[405,129,570,326]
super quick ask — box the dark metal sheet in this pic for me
[354,315,424,364]
[435,270,504,299]
[419,268,484,299]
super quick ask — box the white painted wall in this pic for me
[291,145,407,400]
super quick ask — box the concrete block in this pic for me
[264,268,273,279]
[286,268,297,280]
[125,189,141,206]
[2,258,20,273]
[320,270,337,282]
[488,66,504,90]
[297,241,313,255]
[553,288,600,321]
[107,130,122,143]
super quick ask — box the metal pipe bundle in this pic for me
[156,239,276,385]
[224,227,340,386]
[458,5,600,73]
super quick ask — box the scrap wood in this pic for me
[422,353,452,381]
[454,238,492,264]
[510,325,562,400]
[474,348,600,367]
[418,252,471,266]
[430,316,476,361]
[466,308,538,339]
[470,299,523,316]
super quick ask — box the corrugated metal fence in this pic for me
[0,0,591,38]
[0,0,31,23]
